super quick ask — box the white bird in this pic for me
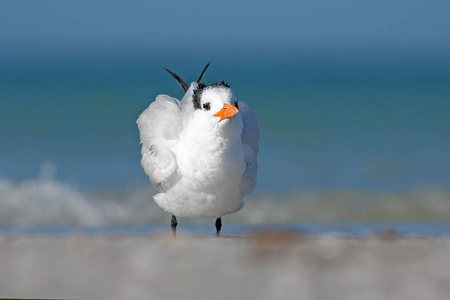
[137,63,259,236]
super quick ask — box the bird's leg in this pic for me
[171,215,178,237]
[215,218,222,236]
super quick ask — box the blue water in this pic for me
[1,52,449,194]
[1,50,450,228]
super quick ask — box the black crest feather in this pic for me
[192,82,231,110]
[164,62,211,93]
[197,62,211,83]
[164,68,189,92]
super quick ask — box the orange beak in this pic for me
[213,104,239,122]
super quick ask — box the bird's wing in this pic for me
[239,102,260,195]
[137,94,181,192]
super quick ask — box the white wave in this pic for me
[228,188,450,224]
[0,176,165,228]
[1,174,450,228]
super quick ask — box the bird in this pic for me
[137,62,259,236]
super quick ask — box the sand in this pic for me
[0,231,449,300]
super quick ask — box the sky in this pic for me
[1,0,449,56]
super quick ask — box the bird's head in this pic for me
[192,82,240,123]
[165,62,241,127]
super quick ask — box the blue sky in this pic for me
[1,0,449,52]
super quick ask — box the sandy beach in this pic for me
[1,232,449,300]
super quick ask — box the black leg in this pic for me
[171,215,178,237]
[215,218,222,236]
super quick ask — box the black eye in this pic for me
[203,102,211,111]
[234,101,239,109]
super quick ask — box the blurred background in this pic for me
[1,0,450,231]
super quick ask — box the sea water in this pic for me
[1,49,450,231]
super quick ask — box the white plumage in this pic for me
[137,64,259,234]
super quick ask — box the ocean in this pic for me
[1,48,450,230]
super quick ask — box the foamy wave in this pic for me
[229,188,450,223]
[1,176,450,228]
[0,178,166,228]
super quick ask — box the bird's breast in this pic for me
[175,135,245,188]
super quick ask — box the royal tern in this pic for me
[137,63,259,236]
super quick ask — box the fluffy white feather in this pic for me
[137,81,259,218]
